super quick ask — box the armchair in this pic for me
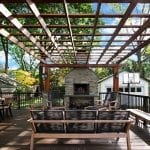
[98,92,119,110]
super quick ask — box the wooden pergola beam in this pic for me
[0,1,149,66]
[0,14,149,18]
[107,18,150,63]
[63,0,76,62]
[86,2,101,64]
[1,0,150,3]
[0,28,45,63]
[9,32,150,36]
[40,63,122,68]
[0,3,54,63]
[0,24,144,28]
[96,1,137,64]
[26,0,67,64]
[117,38,150,63]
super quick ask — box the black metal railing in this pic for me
[99,92,150,113]
[48,90,65,106]
[119,92,150,113]
[1,91,149,113]
[1,92,43,109]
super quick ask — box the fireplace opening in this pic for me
[74,84,89,95]
[69,96,94,109]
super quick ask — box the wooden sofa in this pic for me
[28,109,133,150]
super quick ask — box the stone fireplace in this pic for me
[64,68,99,109]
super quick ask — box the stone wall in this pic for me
[65,68,98,95]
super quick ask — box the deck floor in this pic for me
[0,109,150,150]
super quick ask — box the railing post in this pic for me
[17,93,21,109]
[143,96,148,112]
[113,65,119,92]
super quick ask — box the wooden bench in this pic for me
[28,110,133,150]
[128,109,150,129]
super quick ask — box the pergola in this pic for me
[0,0,149,92]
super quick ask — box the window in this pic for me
[137,87,142,92]
[131,87,135,92]
[107,88,112,92]
[125,88,129,92]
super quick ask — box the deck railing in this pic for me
[1,92,43,109]
[0,90,64,109]
[1,92,150,113]
[99,92,150,113]
[119,92,150,113]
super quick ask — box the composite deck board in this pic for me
[0,109,149,150]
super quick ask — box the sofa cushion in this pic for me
[65,110,97,133]
[97,110,129,133]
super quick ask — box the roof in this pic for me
[0,0,149,68]
[98,71,150,83]
[0,73,18,88]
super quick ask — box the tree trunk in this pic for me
[1,36,9,74]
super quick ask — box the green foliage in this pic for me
[121,57,150,79]
[108,3,129,14]
[9,45,39,77]
[0,36,9,73]
[50,68,70,90]
[94,68,113,80]
[121,59,138,72]
[12,69,38,87]
[143,44,150,62]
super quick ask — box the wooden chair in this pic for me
[98,92,119,110]
[0,97,13,118]
[0,97,5,120]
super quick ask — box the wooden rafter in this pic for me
[0,24,145,28]
[26,0,67,63]
[0,3,54,63]
[86,1,101,64]
[63,0,76,63]
[0,13,149,18]
[1,0,150,3]
[0,0,149,66]
[96,1,137,64]
[40,63,122,68]
[117,38,150,63]
[107,18,150,63]
[0,28,45,63]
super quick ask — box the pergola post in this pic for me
[43,67,50,93]
[39,65,43,92]
[113,65,119,92]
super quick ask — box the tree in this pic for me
[94,68,113,80]
[11,69,38,92]
[9,45,39,77]
[0,36,9,73]
[50,68,70,90]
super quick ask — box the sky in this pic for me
[0,51,19,69]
